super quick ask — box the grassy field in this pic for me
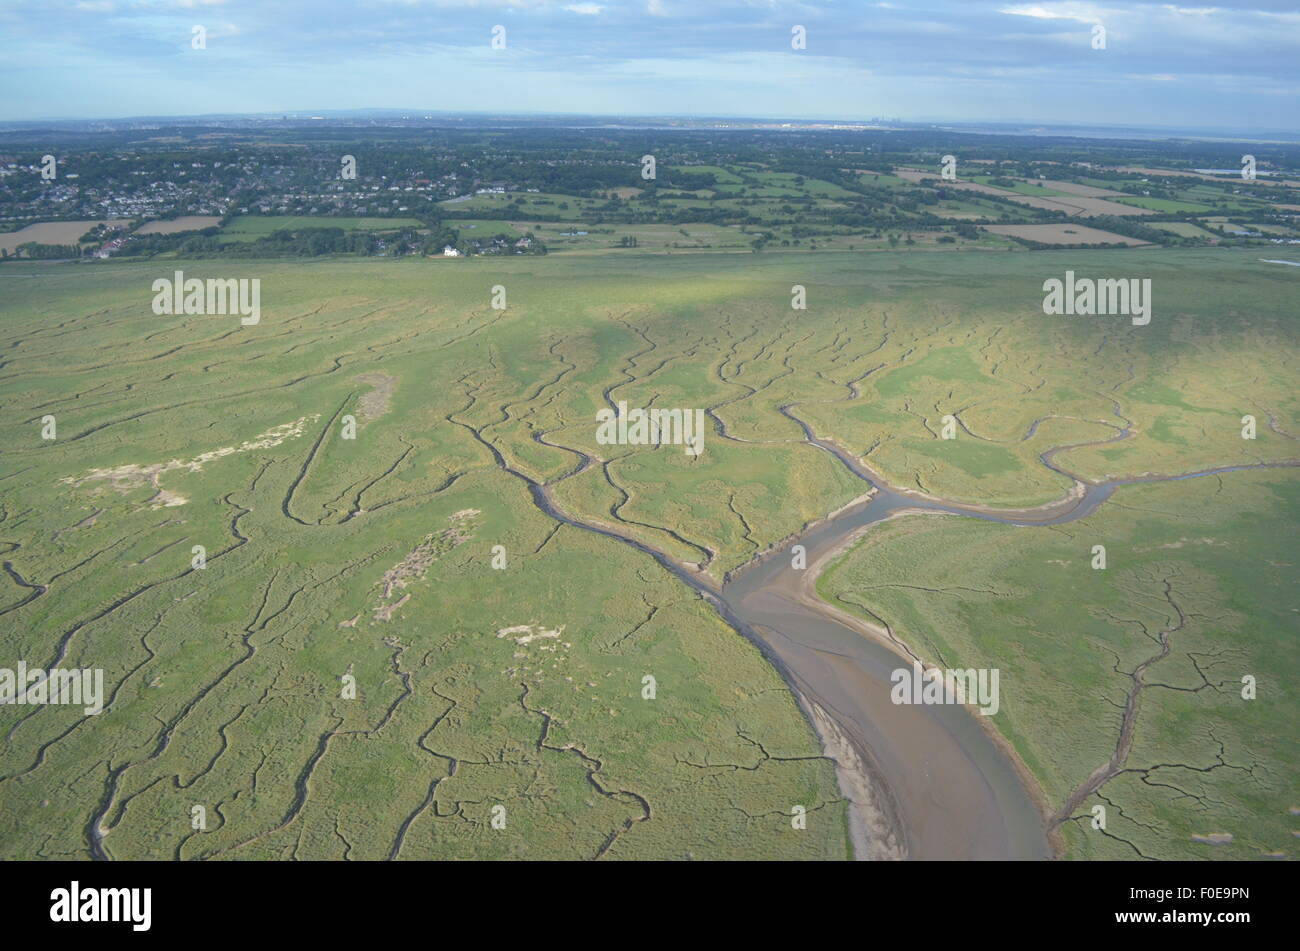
[968,176,1076,197]
[1,247,1294,860]
[1150,222,1219,239]
[1109,196,1215,214]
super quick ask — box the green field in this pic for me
[1151,222,1218,239]
[219,215,424,243]
[669,165,744,185]
[968,176,1075,197]
[442,192,599,220]
[456,219,525,238]
[1110,196,1215,214]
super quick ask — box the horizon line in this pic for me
[1,108,1296,142]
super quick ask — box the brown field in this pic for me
[982,223,1152,246]
[0,220,119,254]
[609,187,644,199]
[134,215,222,234]
[893,168,1153,217]
[893,167,942,184]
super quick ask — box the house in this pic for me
[94,237,128,259]
[442,246,461,257]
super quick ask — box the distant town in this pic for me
[2,117,1298,262]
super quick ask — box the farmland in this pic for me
[0,221,111,255]
[982,224,1151,246]
[135,216,223,235]
[6,122,1299,266]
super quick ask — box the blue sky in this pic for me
[1,0,1297,128]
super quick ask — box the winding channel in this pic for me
[463,394,1295,861]
[721,447,1271,861]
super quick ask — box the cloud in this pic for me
[0,0,1293,127]
[998,3,1104,23]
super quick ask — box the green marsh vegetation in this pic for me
[0,246,1294,859]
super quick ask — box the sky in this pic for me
[1,0,1297,129]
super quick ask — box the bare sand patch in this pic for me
[353,371,397,421]
[371,510,480,621]
[148,489,188,509]
[62,415,321,495]
[496,623,565,645]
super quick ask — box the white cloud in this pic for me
[999,3,1105,23]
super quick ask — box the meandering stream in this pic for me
[723,404,1297,858]
[468,393,1294,860]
